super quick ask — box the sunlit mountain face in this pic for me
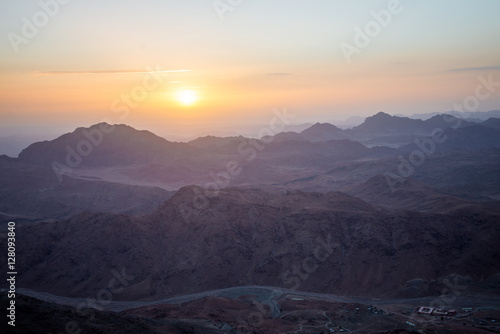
[1,1,500,333]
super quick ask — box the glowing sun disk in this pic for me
[176,90,198,106]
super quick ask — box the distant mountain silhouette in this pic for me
[343,174,477,213]
[4,117,498,205]
[299,122,345,142]
[269,122,344,143]
[14,114,480,171]
[409,110,500,121]
[347,112,470,139]
[187,135,245,149]
[399,124,500,153]
[271,130,304,142]
[436,124,500,152]
[482,117,500,130]
[268,123,344,143]
[18,123,192,167]
[271,113,472,146]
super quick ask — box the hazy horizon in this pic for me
[1,108,499,158]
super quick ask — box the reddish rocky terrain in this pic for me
[2,186,499,303]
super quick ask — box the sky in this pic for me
[1,0,500,140]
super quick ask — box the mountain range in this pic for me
[1,112,498,222]
[1,111,500,333]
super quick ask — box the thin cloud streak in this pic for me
[266,73,292,76]
[35,69,192,75]
[448,65,500,72]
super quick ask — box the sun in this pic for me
[175,89,198,106]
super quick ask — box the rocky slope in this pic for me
[0,159,172,222]
[3,187,499,302]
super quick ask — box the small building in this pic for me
[416,306,456,317]
[417,307,433,315]
[432,309,448,316]
[433,308,457,316]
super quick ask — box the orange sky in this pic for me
[1,1,499,139]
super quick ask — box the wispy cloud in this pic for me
[35,69,192,75]
[266,72,291,76]
[447,65,500,72]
